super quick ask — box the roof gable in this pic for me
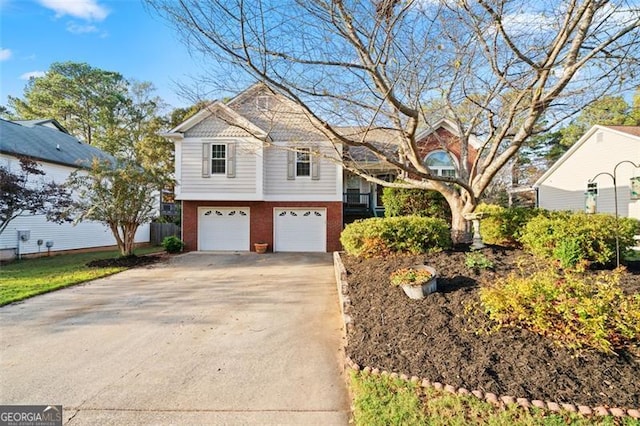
[415,118,483,149]
[166,101,268,140]
[534,125,640,187]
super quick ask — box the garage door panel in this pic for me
[274,208,326,252]
[199,208,250,251]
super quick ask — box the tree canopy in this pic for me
[147,0,640,241]
[8,62,173,177]
[67,159,163,257]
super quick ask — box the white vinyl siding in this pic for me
[537,129,640,220]
[0,155,150,254]
[179,137,258,195]
[266,143,340,199]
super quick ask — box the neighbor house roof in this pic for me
[534,124,640,187]
[0,119,114,168]
[12,119,70,134]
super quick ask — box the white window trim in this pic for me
[424,150,458,177]
[296,147,311,177]
[211,143,227,175]
[202,140,236,178]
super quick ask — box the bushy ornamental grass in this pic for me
[340,216,451,258]
[519,213,639,268]
[479,267,640,354]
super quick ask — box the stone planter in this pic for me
[398,265,438,300]
[254,243,269,254]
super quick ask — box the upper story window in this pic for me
[425,150,457,177]
[296,148,311,177]
[202,142,235,178]
[211,144,227,174]
[287,145,319,180]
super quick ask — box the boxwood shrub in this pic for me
[340,216,452,258]
[382,186,451,222]
[474,203,544,247]
[519,213,639,267]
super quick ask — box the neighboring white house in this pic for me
[0,119,151,257]
[534,125,640,220]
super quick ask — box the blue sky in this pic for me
[1,0,205,110]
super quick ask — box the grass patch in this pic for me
[350,371,426,426]
[350,371,639,425]
[0,246,163,306]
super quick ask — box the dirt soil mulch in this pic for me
[341,247,640,409]
[86,254,165,268]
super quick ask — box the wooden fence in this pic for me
[150,222,180,245]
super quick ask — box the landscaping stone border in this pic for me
[332,252,640,420]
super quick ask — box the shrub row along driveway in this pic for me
[0,253,349,425]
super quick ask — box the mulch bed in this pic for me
[341,247,640,409]
[86,254,165,268]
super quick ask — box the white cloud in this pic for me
[38,0,109,21]
[66,22,99,34]
[0,48,12,61]
[20,71,46,80]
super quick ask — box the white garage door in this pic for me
[198,207,250,251]
[274,208,326,252]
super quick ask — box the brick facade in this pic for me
[181,200,343,252]
[416,127,478,171]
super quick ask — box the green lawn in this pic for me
[0,246,164,306]
[350,372,640,426]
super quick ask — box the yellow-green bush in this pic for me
[519,213,639,267]
[475,203,543,246]
[480,267,640,354]
[382,186,451,221]
[340,216,451,258]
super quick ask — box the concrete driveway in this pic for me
[0,252,350,425]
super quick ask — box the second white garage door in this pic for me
[274,208,326,252]
[198,207,250,251]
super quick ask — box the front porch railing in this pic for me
[343,192,373,213]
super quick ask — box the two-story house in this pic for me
[162,84,343,252]
[165,84,480,253]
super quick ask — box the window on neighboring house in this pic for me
[587,182,598,195]
[425,150,457,177]
[211,144,226,174]
[296,148,311,177]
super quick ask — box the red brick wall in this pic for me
[416,128,478,172]
[181,200,343,252]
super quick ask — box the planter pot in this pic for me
[254,243,269,254]
[399,265,438,300]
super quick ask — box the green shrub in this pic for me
[162,236,184,253]
[474,203,542,246]
[479,267,640,354]
[519,213,640,267]
[340,216,451,258]
[464,251,494,271]
[382,186,451,221]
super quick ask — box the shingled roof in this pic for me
[0,119,113,168]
